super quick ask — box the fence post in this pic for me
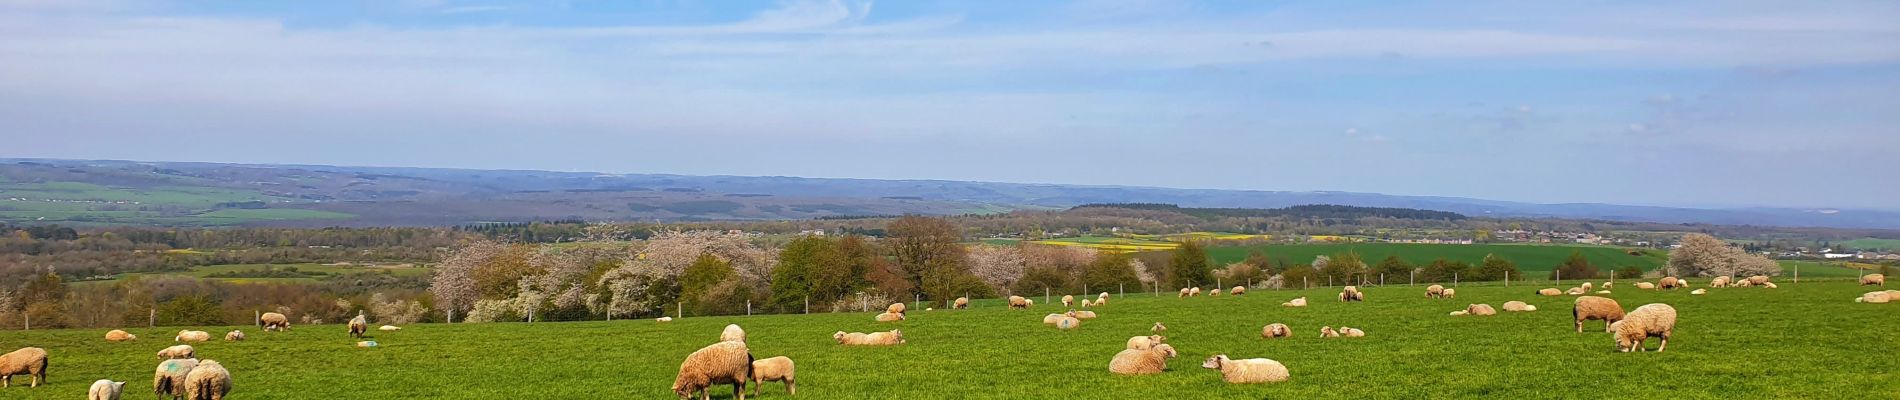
[1328,276,1333,287]
[1303,276,1308,289]
[1380,274,1385,286]
[448,309,454,324]
[1454,272,1459,287]
[1556,270,1561,286]
[1794,264,1799,283]
[1504,271,1509,287]
[1216,278,1221,290]
[255,310,261,328]
[805,296,810,314]
[677,302,682,319]
[747,300,752,316]
[150,308,156,327]
[1044,287,1050,306]
[1119,283,1124,298]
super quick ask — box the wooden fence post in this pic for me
[150,308,156,327]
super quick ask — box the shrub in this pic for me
[1615,266,1644,279]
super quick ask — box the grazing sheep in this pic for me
[1573,296,1625,333]
[1502,301,1537,312]
[1043,314,1065,324]
[1746,275,1770,285]
[1126,335,1167,350]
[874,312,906,322]
[657,317,674,322]
[862,329,905,345]
[348,314,368,339]
[259,312,290,332]
[1709,276,1731,288]
[378,325,401,331]
[1178,288,1190,298]
[1282,297,1308,307]
[1151,322,1167,333]
[750,356,795,396]
[1025,298,1035,307]
[153,358,197,400]
[174,331,210,342]
[1201,355,1290,384]
[832,331,868,345]
[1091,298,1106,307]
[1338,286,1364,302]
[721,324,747,343]
[1461,304,1497,316]
[1231,286,1246,295]
[1733,279,1755,287]
[1602,281,1613,290]
[671,341,752,400]
[223,331,244,342]
[1190,287,1203,296]
[1861,291,1892,304]
[887,302,907,315]
[1659,277,1681,290]
[183,359,230,400]
[1611,303,1678,352]
[1581,282,1593,291]
[1762,282,1778,289]
[1261,323,1291,339]
[1634,282,1657,289]
[1678,279,1693,287]
[1062,295,1075,307]
[88,379,125,400]
[1862,274,1886,286]
[1108,344,1176,375]
[1443,288,1456,299]
[954,297,970,309]
[1008,296,1031,309]
[1210,288,1224,297]
[1339,327,1366,337]
[1537,288,1562,296]
[0,347,48,388]
[157,345,194,360]
[106,330,137,342]
[1691,289,1707,295]
[1426,284,1446,298]
[1055,316,1082,330]
[1319,326,1340,338]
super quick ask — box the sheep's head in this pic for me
[1064,310,1077,317]
[1201,354,1228,369]
[832,331,846,342]
[1149,335,1166,343]
[1154,344,1178,358]
[1609,321,1636,352]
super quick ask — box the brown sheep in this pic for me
[1426,284,1446,299]
[157,345,195,360]
[672,341,752,400]
[259,312,291,332]
[1201,355,1290,384]
[1537,288,1562,296]
[1126,335,1166,350]
[750,356,794,396]
[1659,277,1681,290]
[106,329,137,342]
[183,359,230,400]
[1231,286,1247,295]
[1261,323,1291,338]
[1573,296,1625,333]
[1338,286,1364,302]
[1611,303,1677,353]
[154,358,197,400]
[954,297,970,309]
[1746,275,1770,285]
[1008,296,1031,309]
[1108,344,1176,375]
[721,324,747,343]
[0,347,48,388]
[347,313,368,339]
[887,302,907,315]
[1862,274,1885,286]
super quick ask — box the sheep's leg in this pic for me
[787,378,796,395]
[752,378,760,397]
[734,381,746,400]
[1656,332,1669,353]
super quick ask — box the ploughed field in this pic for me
[3,280,1894,399]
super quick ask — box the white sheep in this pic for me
[1611,303,1678,353]
[1201,355,1290,384]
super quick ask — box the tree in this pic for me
[1418,258,1470,283]
[1081,252,1142,292]
[968,245,1027,292]
[1549,251,1598,280]
[1278,265,1319,289]
[1374,255,1414,280]
[1615,266,1644,279]
[158,293,225,326]
[1669,233,1780,277]
[1317,252,1368,284]
[1243,250,1279,275]
[887,216,976,307]
[769,235,839,312]
[1169,241,1212,287]
[680,252,734,310]
[1474,254,1519,281]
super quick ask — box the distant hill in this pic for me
[4,157,1899,229]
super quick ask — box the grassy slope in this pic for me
[4,281,1894,399]
[1205,243,1666,272]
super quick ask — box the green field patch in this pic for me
[1841,238,1900,251]
[1204,243,1666,272]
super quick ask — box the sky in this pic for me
[2,1,1897,210]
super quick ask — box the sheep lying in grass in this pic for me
[750,356,794,396]
[1261,323,1291,339]
[1043,314,1065,324]
[1691,289,1707,295]
[1338,286,1364,302]
[183,359,230,400]
[657,317,674,322]
[1108,344,1176,375]
[1320,326,1339,338]
[1339,327,1365,337]
[672,341,752,400]
[954,297,970,309]
[887,302,907,315]
[154,358,198,399]
[1746,275,1770,286]
[1072,310,1098,319]
[157,345,194,360]
[1537,288,1562,296]
[1863,274,1886,286]
[1455,304,1496,316]
[224,331,245,341]
[1126,335,1166,350]
[1055,316,1082,330]
[1009,296,1031,309]
[1231,286,1246,295]
[863,329,905,345]
[1710,276,1731,288]
[1282,297,1308,307]
[1762,282,1778,289]
[832,331,868,344]
[1,347,48,388]
[1062,295,1076,307]
[1595,290,1612,294]
[379,325,401,331]
[875,312,906,322]
[1634,282,1657,289]
[175,331,210,342]
[1573,296,1625,333]
[260,312,290,332]
[106,329,137,342]
[1502,301,1536,312]
[1565,287,1586,296]
[1201,355,1289,384]
[88,379,125,400]
[1426,285,1446,298]
[1611,303,1677,353]
[721,324,747,343]
[1859,291,1891,304]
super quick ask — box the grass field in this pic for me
[3,280,1893,399]
[1842,238,1900,251]
[93,263,430,284]
[0,181,350,226]
[1204,243,1667,273]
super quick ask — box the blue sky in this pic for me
[2,1,1897,209]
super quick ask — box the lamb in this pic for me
[1210,288,1224,297]
[106,329,137,342]
[1055,316,1081,330]
[174,330,210,342]
[887,302,907,315]
[953,297,970,309]
[671,341,752,400]
[157,345,195,360]
[1502,301,1537,312]
[1178,288,1190,298]
[1460,304,1497,316]
[378,325,401,331]
[223,331,245,341]
[348,313,368,339]
[1426,284,1446,298]
[657,317,674,322]
[1678,279,1693,287]
[1537,288,1562,296]
[1231,286,1247,295]
[1691,289,1707,295]
[1710,276,1731,288]
[1190,287,1203,296]
[1602,281,1613,290]
[1611,303,1677,352]
[1338,286,1364,302]
[1339,327,1366,337]
[1634,282,1657,289]
[1108,344,1176,375]
[1151,322,1167,333]
[183,359,230,400]
[1442,288,1456,299]
[88,379,125,400]
[1201,355,1289,384]
[1091,298,1106,307]
[154,358,198,400]
[1581,282,1593,291]
[1863,274,1886,286]
[720,324,747,343]
[1746,275,1770,285]
[1008,296,1031,309]
[1261,323,1291,338]
[875,312,906,322]
[832,331,868,344]
[1659,277,1681,290]
[1572,296,1625,333]
[750,356,795,396]
[259,312,290,332]
[862,329,905,345]
[1762,282,1778,289]
[0,347,48,388]
[1319,326,1340,338]
[1565,287,1585,296]
[1062,295,1075,307]
[1282,297,1308,307]
[1126,335,1167,350]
